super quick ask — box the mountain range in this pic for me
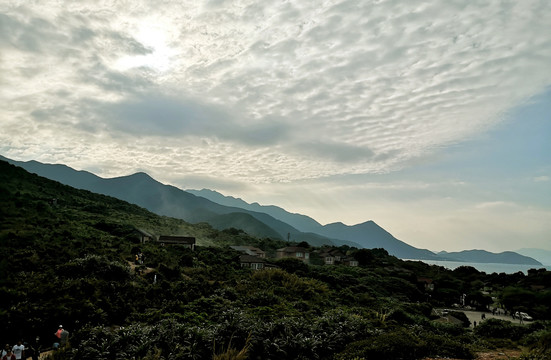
[1,155,543,266]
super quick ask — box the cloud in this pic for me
[86,93,291,146]
[0,0,551,185]
[475,201,516,210]
[291,141,375,163]
[534,176,549,182]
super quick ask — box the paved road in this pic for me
[461,310,527,328]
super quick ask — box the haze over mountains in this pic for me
[1,155,542,266]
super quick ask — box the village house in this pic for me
[417,277,435,291]
[157,235,196,250]
[134,228,154,244]
[317,248,359,266]
[239,254,267,270]
[276,246,310,263]
[318,248,345,265]
[342,258,359,267]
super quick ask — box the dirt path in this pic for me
[424,349,523,360]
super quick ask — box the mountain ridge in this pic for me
[1,155,541,265]
[438,249,542,265]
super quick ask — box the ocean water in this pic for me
[405,259,551,274]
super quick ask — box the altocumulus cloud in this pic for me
[90,93,290,146]
[0,0,550,183]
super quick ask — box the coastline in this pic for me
[403,259,551,274]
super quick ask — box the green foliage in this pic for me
[449,311,471,328]
[501,286,537,313]
[474,318,527,341]
[274,257,310,275]
[335,327,425,360]
[521,328,551,360]
[2,160,551,359]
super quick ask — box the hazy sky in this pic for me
[1,0,550,252]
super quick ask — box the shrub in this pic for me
[474,318,527,341]
[449,311,471,327]
[421,332,475,359]
[335,327,425,360]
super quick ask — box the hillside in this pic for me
[187,188,324,233]
[516,248,551,266]
[0,155,296,241]
[189,189,441,260]
[1,159,550,360]
[2,156,541,264]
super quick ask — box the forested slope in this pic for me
[1,160,550,360]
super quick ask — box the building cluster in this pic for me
[231,245,359,269]
[134,228,360,271]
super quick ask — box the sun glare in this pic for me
[114,23,175,72]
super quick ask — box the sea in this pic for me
[404,259,551,274]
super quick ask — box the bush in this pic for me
[449,311,471,327]
[421,332,475,359]
[336,328,425,360]
[521,328,551,359]
[474,318,527,341]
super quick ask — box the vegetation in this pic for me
[1,160,550,359]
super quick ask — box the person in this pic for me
[11,341,24,360]
[60,328,70,348]
[55,325,63,339]
[1,349,16,360]
[28,337,40,360]
[53,325,63,349]
[1,344,10,358]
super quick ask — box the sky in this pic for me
[1,0,550,253]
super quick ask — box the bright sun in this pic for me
[114,23,175,72]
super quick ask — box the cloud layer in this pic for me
[2,0,551,183]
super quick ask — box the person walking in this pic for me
[54,325,63,349]
[11,341,24,360]
[1,344,10,358]
[60,327,70,348]
[1,349,16,360]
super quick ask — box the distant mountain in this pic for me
[187,189,441,260]
[0,155,289,240]
[3,156,357,247]
[316,221,441,260]
[438,250,542,265]
[187,189,324,233]
[3,155,540,264]
[515,248,551,266]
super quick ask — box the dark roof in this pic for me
[158,235,195,243]
[135,228,154,237]
[230,246,265,256]
[277,246,310,253]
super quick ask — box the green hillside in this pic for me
[1,160,550,360]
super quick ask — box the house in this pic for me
[417,277,435,291]
[342,258,359,267]
[318,248,347,265]
[134,228,154,244]
[276,246,310,263]
[230,245,266,258]
[239,254,267,270]
[316,248,357,266]
[157,235,196,250]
